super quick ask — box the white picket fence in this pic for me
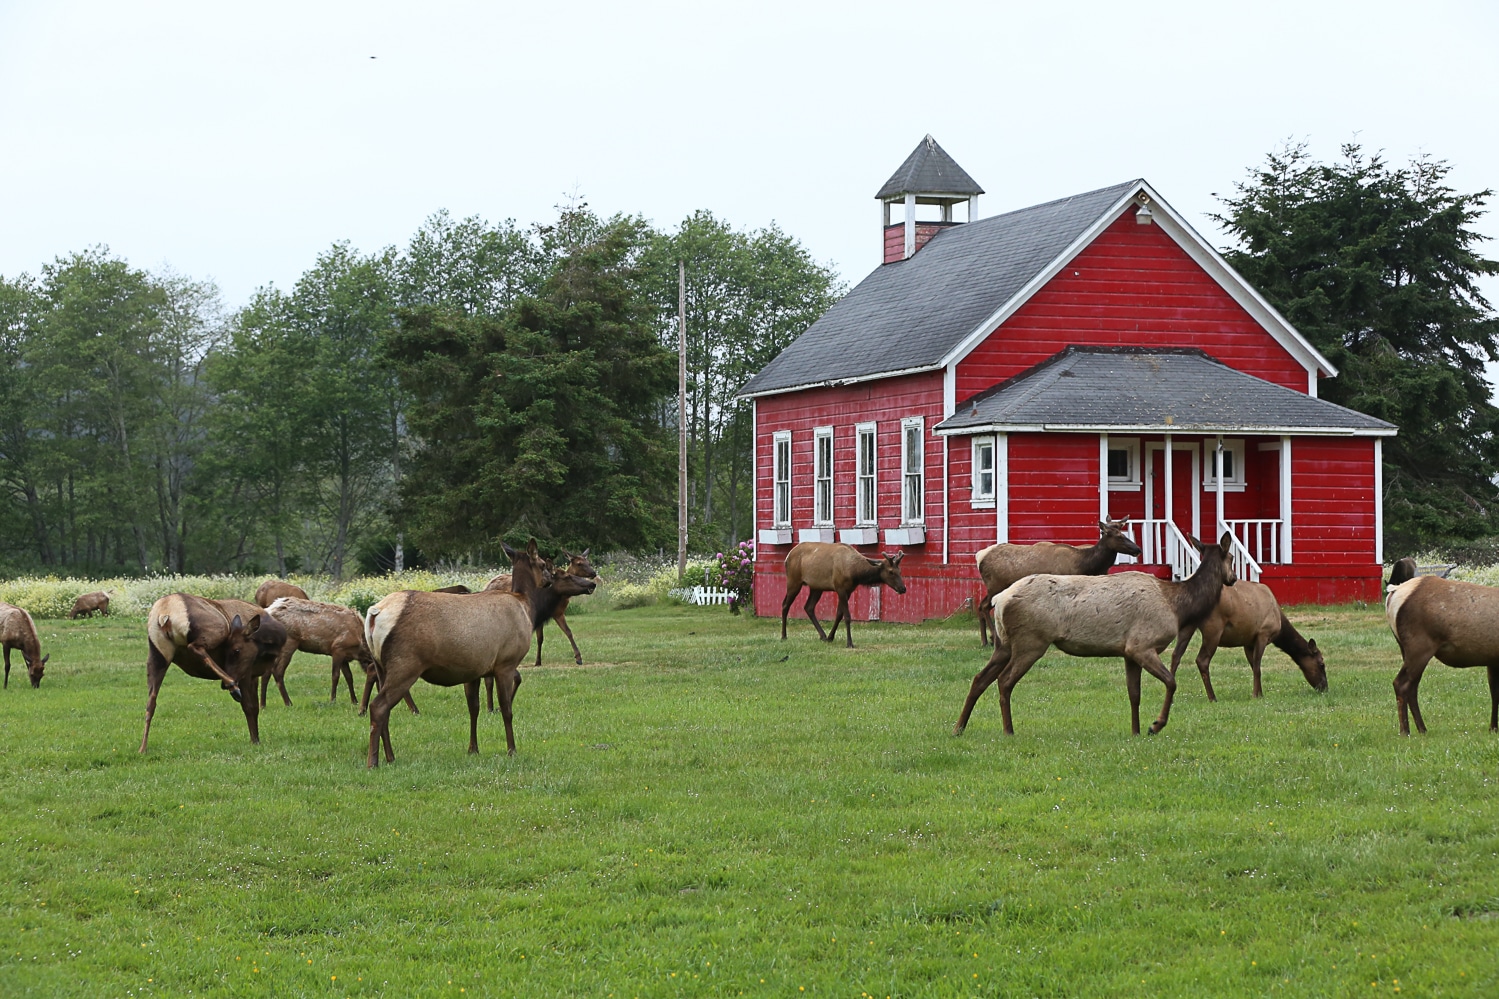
[668,586,736,606]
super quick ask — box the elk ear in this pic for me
[40,654,49,665]
[244,614,262,637]
[501,541,519,560]
[581,548,590,557]
[1098,520,1109,532]
[526,538,540,556]
[1187,535,1203,554]
[230,614,244,632]
[1308,639,1319,652]
[1218,531,1234,554]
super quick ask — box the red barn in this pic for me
[739,136,1395,621]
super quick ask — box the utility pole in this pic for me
[677,259,688,581]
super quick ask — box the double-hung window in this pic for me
[813,427,834,525]
[971,436,996,506]
[855,422,877,524]
[1202,439,1246,490]
[773,431,792,526]
[901,417,924,524]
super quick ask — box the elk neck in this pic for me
[1077,539,1118,575]
[1271,611,1315,660]
[1173,551,1227,628]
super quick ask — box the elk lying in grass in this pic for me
[69,591,111,619]
[975,519,1141,645]
[0,600,48,688]
[255,580,308,608]
[954,533,1236,736]
[362,540,596,767]
[140,595,288,752]
[780,543,906,649]
[1169,580,1326,699]
[1384,556,1499,735]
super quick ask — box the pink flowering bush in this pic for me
[710,540,755,614]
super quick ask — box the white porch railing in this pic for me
[1128,519,1200,581]
[1219,527,1263,583]
[1222,518,1284,566]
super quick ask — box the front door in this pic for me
[1144,443,1199,560]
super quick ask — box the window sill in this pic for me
[970,500,996,510]
[1107,481,1142,492]
[885,527,926,545]
[839,527,879,545]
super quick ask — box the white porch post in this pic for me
[904,193,916,259]
[1164,436,1175,534]
[942,435,949,564]
[1215,435,1226,539]
[996,433,1009,544]
[1280,435,1293,564]
[1099,433,1109,522]
[1374,438,1383,564]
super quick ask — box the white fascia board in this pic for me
[933,423,1397,437]
[1138,180,1336,379]
[736,362,945,400]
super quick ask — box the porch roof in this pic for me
[933,347,1397,437]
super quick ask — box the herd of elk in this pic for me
[258,596,415,717]
[780,542,906,648]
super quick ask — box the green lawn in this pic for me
[1,602,1495,997]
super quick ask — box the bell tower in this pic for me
[877,135,983,264]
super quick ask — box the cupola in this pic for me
[876,135,984,264]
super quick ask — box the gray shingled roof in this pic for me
[933,347,1396,435]
[739,179,1141,398]
[875,135,985,199]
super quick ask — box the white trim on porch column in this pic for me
[1215,435,1225,539]
[1280,435,1293,564]
[751,398,758,564]
[942,435,949,564]
[1191,445,1201,541]
[1099,433,1109,522]
[996,433,1009,544]
[1374,438,1383,565]
[1164,435,1174,532]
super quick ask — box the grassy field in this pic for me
[1,601,1496,997]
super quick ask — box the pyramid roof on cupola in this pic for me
[875,135,984,200]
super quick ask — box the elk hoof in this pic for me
[229,686,243,703]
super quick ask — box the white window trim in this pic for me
[812,426,834,526]
[1106,437,1142,491]
[855,421,877,526]
[772,430,792,527]
[970,435,996,508]
[1203,438,1247,492]
[901,416,925,525]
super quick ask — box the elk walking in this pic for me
[780,543,906,648]
[974,519,1141,645]
[0,601,49,688]
[1169,581,1326,699]
[1384,557,1499,735]
[954,533,1236,736]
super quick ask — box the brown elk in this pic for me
[361,540,596,767]
[0,601,49,688]
[974,519,1142,645]
[260,596,379,707]
[479,550,598,711]
[140,595,289,752]
[1169,580,1327,699]
[954,533,1236,737]
[69,591,111,618]
[255,580,308,608]
[1384,557,1499,735]
[780,543,907,649]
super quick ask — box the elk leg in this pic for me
[465,679,481,755]
[1194,630,1222,702]
[495,670,519,756]
[359,670,376,716]
[1488,664,1499,732]
[1393,652,1433,736]
[187,641,242,701]
[803,589,828,641]
[1246,637,1269,699]
[829,592,854,647]
[1124,658,1144,735]
[954,641,1013,735]
[341,659,357,703]
[1138,648,1178,735]
[533,623,545,668]
[554,610,583,665]
[3,647,10,688]
[271,662,292,707]
[977,594,993,647]
[138,645,170,753]
[485,674,495,713]
[1167,624,1194,676]
[995,642,1048,736]
[263,643,293,707]
[240,676,262,745]
[780,584,801,640]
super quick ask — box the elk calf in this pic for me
[255,580,308,608]
[1384,557,1499,735]
[69,591,111,619]
[1169,580,1326,699]
[0,601,49,688]
[261,597,378,707]
[141,595,288,752]
[780,543,906,648]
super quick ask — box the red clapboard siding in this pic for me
[1292,438,1376,562]
[955,211,1311,402]
[883,225,904,264]
[1008,434,1100,544]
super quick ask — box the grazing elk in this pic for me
[975,519,1142,645]
[69,591,111,619]
[140,595,289,752]
[260,596,377,707]
[0,600,49,688]
[362,540,596,767]
[255,580,308,608]
[780,543,907,649]
[954,533,1236,737]
[1169,580,1327,699]
[1384,556,1499,735]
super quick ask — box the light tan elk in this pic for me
[260,597,385,708]
[362,541,596,768]
[1,600,49,688]
[954,533,1236,737]
[1384,557,1499,735]
[255,580,308,608]
[1169,580,1327,699]
[69,591,111,619]
[481,549,599,710]
[780,543,906,648]
[975,519,1142,645]
[140,595,288,752]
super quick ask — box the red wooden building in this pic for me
[738,136,1395,621]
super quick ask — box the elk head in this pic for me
[1188,533,1238,588]
[560,548,598,580]
[1099,518,1143,559]
[25,652,49,688]
[1297,638,1329,693]
[873,551,907,594]
[224,612,288,677]
[503,539,555,592]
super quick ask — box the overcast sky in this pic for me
[3,0,1497,327]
